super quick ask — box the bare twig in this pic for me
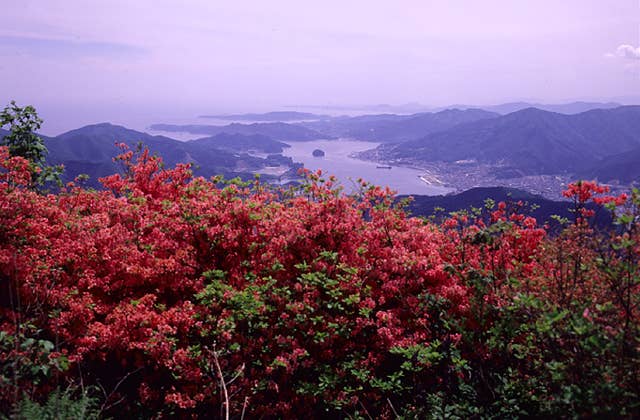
[98,367,142,414]
[226,362,245,387]
[241,396,249,420]
[387,397,400,418]
[357,397,374,420]
[212,347,230,420]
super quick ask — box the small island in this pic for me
[312,149,325,157]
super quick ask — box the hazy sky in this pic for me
[1,0,639,134]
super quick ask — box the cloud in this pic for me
[0,34,147,60]
[615,44,640,60]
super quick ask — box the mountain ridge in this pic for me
[150,121,331,141]
[299,108,499,142]
[384,106,640,175]
[199,111,329,121]
[43,123,290,187]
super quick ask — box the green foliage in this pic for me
[0,101,46,164]
[0,101,63,190]
[8,388,99,420]
[455,294,639,418]
[0,326,68,390]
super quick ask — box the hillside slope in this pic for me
[385,106,640,174]
[582,145,640,183]
[45,123,274,185]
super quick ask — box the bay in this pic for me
[281,139,453,196]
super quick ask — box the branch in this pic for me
[212,347,230,420]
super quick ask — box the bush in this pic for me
[0,147,637,418]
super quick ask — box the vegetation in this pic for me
[0,106,638,417]
[0,101,62,190]
[0,142,638,418]
[0,101,47,165]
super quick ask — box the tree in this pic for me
[0,101,62,189]
[0,101,47,164]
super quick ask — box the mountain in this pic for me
[385,106,640,175]
[485,101,622,115]
[298,113,413,138]
[288,101,623,116]
[435,101,622,115]
[48,123,190,165]
[403,187,611,228]
[349,109,499,142]
[44,123,274,187]
[199,111,329,121]
[300,108,499,142]
[582,146,640,184]
[404,187,566,219]
[191,133,290,154]
[285,102,432,113]
[149,122,331,141]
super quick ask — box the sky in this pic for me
[1,0,639,134]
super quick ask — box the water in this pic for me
[281,139,453,196]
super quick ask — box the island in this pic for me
[312,149,325,157]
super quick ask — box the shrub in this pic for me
[0,146,637,418]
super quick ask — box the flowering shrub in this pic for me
[0,146,638,418]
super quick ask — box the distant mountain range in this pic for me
[199,111,329,121]
[381,106,640,178]
[287,101,624,115]
[149,122,331,141]
[441,101,623,115]
[150,102,628,149]
[300,108,499,142]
